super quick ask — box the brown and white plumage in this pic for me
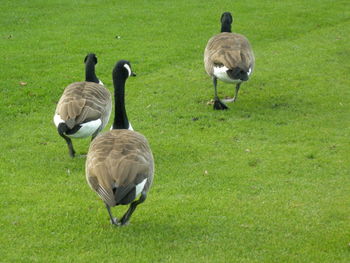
[204,33,254,77]
[86,60,154,226]
[55,82,111,129]
[86,130,154,208]
[53,53,112,157]
[204,12,255,110]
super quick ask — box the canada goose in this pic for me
[204,12,255,110]
[53,53,112,157]
[86,60,154,226]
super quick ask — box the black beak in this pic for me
[131,72,136,77]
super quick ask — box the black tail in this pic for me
[57,123,69,136]
[227,67,248,81]
[113,185,136,205]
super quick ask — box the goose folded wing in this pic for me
[56,97,86,128]
[211,48,243,69]
[75,103,103,124]
[87,164,115,206]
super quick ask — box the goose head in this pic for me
[113,60,137,79]
[84,53,102,84]
[111,60,136,131]
[220,12,233,33]
[84,53,98,65]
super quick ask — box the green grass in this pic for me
[1,0,350,262]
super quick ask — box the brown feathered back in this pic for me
[86,129,154,207]
[204,32,255,76]
[55,82,112,129]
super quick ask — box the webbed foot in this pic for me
[213,97,228,110]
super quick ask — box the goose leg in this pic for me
[58,131,75,157]
[222,83,242,103]
[82,130,101,158]
[233,83,241,102]
[119,192,147,226]
[91,127,102,141]
[213,77,228,110]
[105,203,118,225]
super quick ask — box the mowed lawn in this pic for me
[1,0,349,262]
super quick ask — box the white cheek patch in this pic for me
[123,64,132,77]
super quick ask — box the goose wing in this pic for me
[204,32,255,75]
[56,82,111,129]
[86,130,154,207]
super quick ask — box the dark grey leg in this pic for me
[213,77,228,110]
[91,126,102,141]
[105,203,118,225]
[119,192,147,226]
[58,132,75,157]
[213,77,218,98]
[233,83,241,102]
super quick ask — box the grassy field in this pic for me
[1,0,349,262]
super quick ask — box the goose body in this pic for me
[53,53,112,157]
[204,12,255,110]
[86,60,154,226]
[86,129,154,208]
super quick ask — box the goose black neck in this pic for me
[112,73,129,129]
[85,59,99,83]
[221,22,232,33]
